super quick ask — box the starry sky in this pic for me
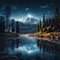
[0,0,60,21]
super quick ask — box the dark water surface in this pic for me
[0,35,60,60]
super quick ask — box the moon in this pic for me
[27,14,33,18]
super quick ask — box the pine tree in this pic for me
[0,16,5,33]
[11,19,15,32]
[16,21,20,33]
[36,21,40,32]
[4,5,11,32]
[54,8,59,20]
[54,8,60,31]
[41,13,46,32]
[39,19,42,31]
[43,13,46,28]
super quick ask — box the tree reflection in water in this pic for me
[0,37,60,60]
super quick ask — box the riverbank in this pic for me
[29,32,60,37]
[29,32,60,45]
[0,32,20,38]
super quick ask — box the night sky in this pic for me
[0,0,60,21]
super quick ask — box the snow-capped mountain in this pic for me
[20,17,39,24]
[19,17,39,33]
[25,17,39,24]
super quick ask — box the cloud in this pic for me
[40,4,49,9]
[25,8,29,11]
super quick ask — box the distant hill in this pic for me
[18,17,39,33]
[19,22,37,33]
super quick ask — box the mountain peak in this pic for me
[23,17,39,24]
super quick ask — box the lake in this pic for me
[0,35,60,60]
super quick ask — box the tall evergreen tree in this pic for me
[0,16,5,33]
[11,19,15,32]
[36,21,40,32]
[54,8,60,31]
[39,19,42,32]
[54,8,59,20]
[4,5,11,32]
[16,21,20,33]
[42,13,46,28]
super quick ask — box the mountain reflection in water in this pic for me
[12,36,40,56]
[0,36,60,60]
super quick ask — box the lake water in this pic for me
[0,35,60,60]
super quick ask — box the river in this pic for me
[0,35,60,60]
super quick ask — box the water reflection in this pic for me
[37,40,60,60]
[0,36,60,60]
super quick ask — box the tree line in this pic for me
[37,8,60,33]
[0,5,20,33]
